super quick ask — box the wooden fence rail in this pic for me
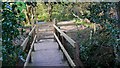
[21,25,36,51]
[20,25,36,67]
[24,35,36,67]
[53,19,84,68]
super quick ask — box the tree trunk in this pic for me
[48,3,53,22]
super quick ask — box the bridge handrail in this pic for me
[19,25,36,67]
[24,35,36,67]
[53,24,76,48]
[54,33,76,67]
[53,18,84,68]
[21,25,36,50]
[57,20,76,26]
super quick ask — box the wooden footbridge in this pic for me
[19,19,84,68]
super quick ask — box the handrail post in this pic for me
[58,27,61,40]
[54,18,57,25]
[57,25,61,49]
[29,32,32,63]
[32,26,36,51]
[36,20,39,42]
[53,18,57,42]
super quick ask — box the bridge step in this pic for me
[40,37,54,39]
[27,39,69,66]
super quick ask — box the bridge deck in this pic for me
[27,22,69,67]
[28,39,69,66]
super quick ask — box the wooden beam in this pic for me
[29,25,36,36]
[57,23,75,26]
[24,35,37,67]
[53,24,76,48]
[57,20,75,26]
[21,25,36,50]
[54,33,76,67]
[21,36,29,51]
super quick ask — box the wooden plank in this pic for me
[57,23,75,26]
[24,35,37,67]
[54,33,76,67]
[53,18,57,25]
[29,25,36,36]
[57,20,75,26]
[21,36,29,51]
[21,25,36,50]
[53,25,76,48]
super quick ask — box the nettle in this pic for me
[2,2,26,66]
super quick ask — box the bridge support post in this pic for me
[29,35,32,63]
[32,27,36,52]
[57,32,60,50]
[28,54,32,63]
[53,18,57,41]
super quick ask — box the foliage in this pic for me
[25,2,37,25]
[16,2,26,22]
[36,3,49,21]
[78,2,120,68]
[36,3,74,22]
[51,3,74,21]
[2,2,27,66]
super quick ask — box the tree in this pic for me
[26,2,37,25]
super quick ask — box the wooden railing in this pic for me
[20,25,36,67]
[53,19,84,68]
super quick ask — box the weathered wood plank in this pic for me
[53,24,76,48]
[57,23,75,26]
[54,33,76,67]
[57,20,75,26]
[21,37,29,51]
[29,25,36,36]
[24,35,37,67]
[21,25,36,50]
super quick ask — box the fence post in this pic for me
[36,20,39,42]
[28,38,32,63]
[32,26,35,52]
[74,43,84,68]
[53,18,57,42]
[58,27,61,40]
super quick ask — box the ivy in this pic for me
[2,2,27,67]
[79,2,120,68]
